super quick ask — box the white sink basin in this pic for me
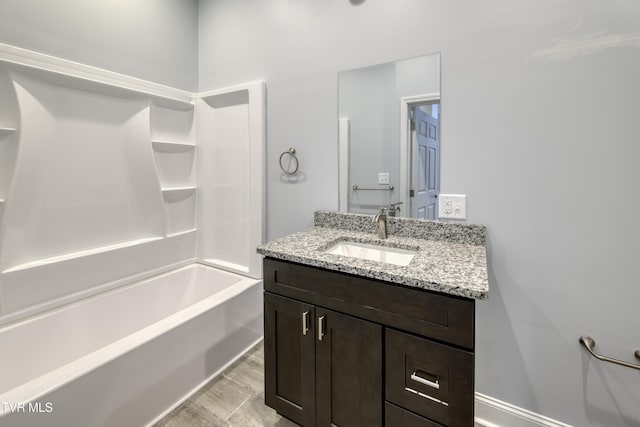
[324,241,417,266]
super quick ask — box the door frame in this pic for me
[399,93,440,217]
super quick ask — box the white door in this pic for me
[410,106,440,219]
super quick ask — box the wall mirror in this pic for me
[338,53,441,219]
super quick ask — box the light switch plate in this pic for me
[378,173,390,185]
[438,194,467,220]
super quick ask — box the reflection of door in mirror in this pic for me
[410,103,440,219]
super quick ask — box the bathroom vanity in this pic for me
[257,211,488,427]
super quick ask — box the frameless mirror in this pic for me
[338,53,441,219]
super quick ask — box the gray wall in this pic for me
[199,1,640,426]
[0,0,198,91]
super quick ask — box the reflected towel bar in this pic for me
[579,336,640,371]
[352,185,394,191]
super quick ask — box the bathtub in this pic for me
[0,263,263,427]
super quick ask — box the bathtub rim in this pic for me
[0,262,263,415]
[0,257,198,328]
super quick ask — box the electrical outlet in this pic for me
[438,194,467,220]
[378,173,390,185]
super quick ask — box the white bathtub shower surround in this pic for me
[0,263,263,427]
[0,43,266,326]
[0,45,198,323]
[4,72,166,268]
[197,82,265,279]
[0,42,266,426]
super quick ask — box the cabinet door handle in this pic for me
[318,315,326,341]
[411,371,440,390]
[302,311,310,336]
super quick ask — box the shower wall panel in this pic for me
[197,83,265,279]
[0,50,197,323]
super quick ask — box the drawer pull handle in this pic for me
[318,315,326,341]
[404,387,449,407]
[302,311,309,336]
[411,371,440,390]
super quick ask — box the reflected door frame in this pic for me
[399,93,440,218]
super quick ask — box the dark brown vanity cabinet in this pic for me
[264,292,383,427]
[263,258,475,427]
[264,293,316,426]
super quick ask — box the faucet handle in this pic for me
[373,207,387,223]
[379,207,387,215]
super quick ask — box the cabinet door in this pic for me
[315,308,383,427]
[264,292,315,426]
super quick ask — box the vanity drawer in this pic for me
[264,258,475,349]
[385,402,443,427]
[385,328,474,426]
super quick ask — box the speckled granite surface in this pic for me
[314,211,486,245]
[257,211,489,300]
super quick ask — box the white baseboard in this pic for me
[475,393,573,427]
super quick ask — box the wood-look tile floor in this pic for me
[156,340,483,427]
[155,340,298,427]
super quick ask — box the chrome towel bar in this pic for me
[352,184,394,191]
[579,336,640,371]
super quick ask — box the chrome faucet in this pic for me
[388,202,403,217]
[373,208,388,239]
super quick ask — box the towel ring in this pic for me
[279,148,299,175]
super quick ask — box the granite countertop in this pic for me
[257,211,489,300]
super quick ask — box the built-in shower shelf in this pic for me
[1,42,195,110]
[152,140,195,153]
[166,228,197,239]
[2,237,164,274]
[151,98,195,111]
[161,186,196,203]
[0,127,16,136]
